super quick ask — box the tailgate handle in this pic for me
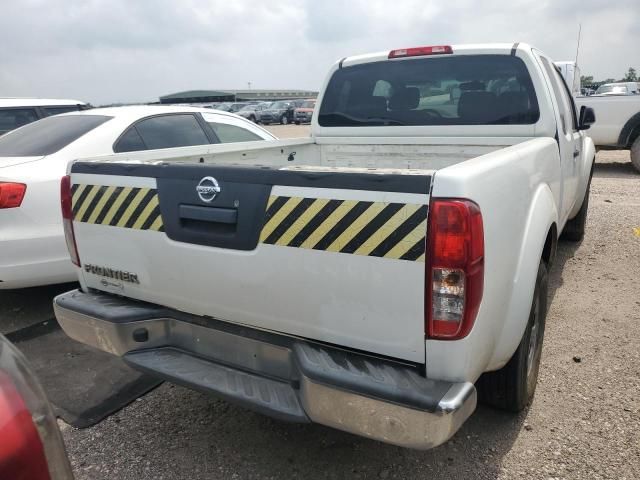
[179,205,237,224]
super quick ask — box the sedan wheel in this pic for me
[281,115,288,125]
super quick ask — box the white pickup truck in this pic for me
[54,43,595,449]
[574,94,640,171]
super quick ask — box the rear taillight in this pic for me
[426,199,484,340]
[0,182,27,209]
[60,175,80,266]
[389,45,453,59]
[0,335,73,479]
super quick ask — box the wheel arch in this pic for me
[541,222,558,267]
[486,184,558,372]
[617,112,640,148]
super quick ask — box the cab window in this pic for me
[319,55,540,126]
[539,56,577,134]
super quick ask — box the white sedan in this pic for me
[0,105,276,289]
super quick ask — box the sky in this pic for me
[1,0,638,105]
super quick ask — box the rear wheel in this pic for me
[561,174,591,242]
[477,260,548,412]
[249,115,256,123]
[631,137,640,173]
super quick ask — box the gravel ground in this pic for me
[1,127,638,479]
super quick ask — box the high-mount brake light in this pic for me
[425,199,484,340]
[388,45,453,59]
[60,175,81,266]
[0,182,27,209]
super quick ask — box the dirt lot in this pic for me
[1,126,638,479]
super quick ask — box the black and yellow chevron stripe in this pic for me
[71,184,164,232]
[260,196,427,261]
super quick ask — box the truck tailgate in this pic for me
[69,162,432,363]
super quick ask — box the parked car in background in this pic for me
[0,98,88,135]
[216,102,257,113]
[0,106,276,289]
[237,102,272,122]
[594,82,639,96]
[0,334,73,479]
[212,102,232,112]
[258,100,297,124]
[294,99,316,124]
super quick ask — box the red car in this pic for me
[294,99,316,124]
[0,334,73,479]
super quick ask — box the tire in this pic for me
[477,260,548,412]
[249,115,256,123]
[281,115,289,125]
[561,175,591,242]
[631,136,640,173]
[295,121,301,125]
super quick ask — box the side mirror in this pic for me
[578,106,596,130]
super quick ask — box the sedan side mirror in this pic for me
[578,106,596,130]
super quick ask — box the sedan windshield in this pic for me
[596,85,627,94]
[0,115,111,157]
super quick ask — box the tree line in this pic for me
[581,67,637,88]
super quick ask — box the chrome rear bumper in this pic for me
[54,289,476,449]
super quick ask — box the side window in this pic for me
[134,114,209,150]
[207,122,263,143]
[540,57,576,134]
[42,106,81,116]
[114,127,147,153]
[0,108,39,134]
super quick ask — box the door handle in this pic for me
[573,149,580,159]
[179,204,237,224]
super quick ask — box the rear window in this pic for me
[319,54,539,127]
[0,115,111,157]
[0,108,39,135]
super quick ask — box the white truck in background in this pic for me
[556,61,640,172]
[555,61,581,96]
[574,94,640,171]
[54,43,595,449]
